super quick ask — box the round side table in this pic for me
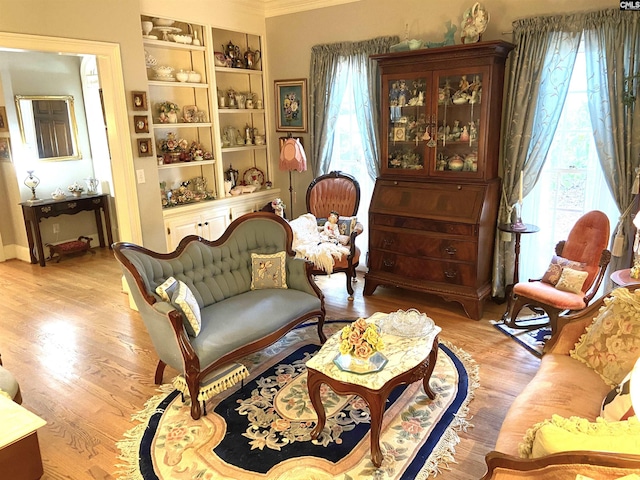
[610,268,640,288]
[497,223,540,321]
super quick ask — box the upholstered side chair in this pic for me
[306,171,363,300]
[505,210,611,351]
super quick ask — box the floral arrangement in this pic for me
[159,132,188,154]
[271,198,285,217]
[188,141,213,161]
[68,182,84,193]
[339,318,384,360]
[282,93,299,123]
[159,101,179,114]
[388,149,423,170]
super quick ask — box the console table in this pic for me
[20,194,113,267]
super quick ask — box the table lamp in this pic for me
[24,170,40,202]
[279,136,307,218]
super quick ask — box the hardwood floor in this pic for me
[0,249,540,479]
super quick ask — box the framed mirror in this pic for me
[15,95,82,161]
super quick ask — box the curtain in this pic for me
[584,9,640,285]
[492,15,585,297]
[309,36,398,178]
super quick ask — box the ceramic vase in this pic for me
[167,112,178,123]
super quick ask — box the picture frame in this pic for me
[134,115,149,133]
[182,105,198,123]
[274,79,307,132]
[137,138,152,157]
[132,91,148,111]
[0,137,11,162]
[0,106,8,133]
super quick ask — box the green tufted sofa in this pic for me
[113,212,326,420]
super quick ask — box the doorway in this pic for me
[0,32,142,262]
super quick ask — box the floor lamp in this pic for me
[279,136,307,219]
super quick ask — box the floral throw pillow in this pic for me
[555,267,588,295]
[570,287,640,386]
[251,251,288,290]
[541,255,586,286]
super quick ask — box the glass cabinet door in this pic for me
[431,70,484,176]
[385,76,428,172]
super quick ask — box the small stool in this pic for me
[0,356,22,404]
[46,236,94,263]
[173,363,248,415]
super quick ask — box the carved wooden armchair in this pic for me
[306,171,363,300]
[505,210,611,350]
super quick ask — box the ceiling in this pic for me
[237,0,360,17]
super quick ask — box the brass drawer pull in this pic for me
[444,246,457,255]
[382,238,394,248]
[444,270,457,279]
[383,258,395,268]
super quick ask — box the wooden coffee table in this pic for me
[306,311,441,468]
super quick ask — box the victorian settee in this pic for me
[482,286,640,479]
[113,212,326,420]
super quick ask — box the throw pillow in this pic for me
[519,414,640,459]
[601,369,635,421]
[156,276,178,301]
[251,251,288,290]
[570,287,640,386]
[555,267,589,294]
[541,255,586,285]
[337,216,358,236]
[171,280,201,337]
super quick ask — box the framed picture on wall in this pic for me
[0,107,8,133]
[132,91,148,111]
[0,137,11,162]
[137,138,152,157]
[134,115,149,133]
[274,79,307,132]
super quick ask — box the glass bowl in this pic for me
[381,308,435,337]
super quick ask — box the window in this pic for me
[328,59,375,265]
[519,43,619,282]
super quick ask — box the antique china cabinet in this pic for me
[140,16,278,251]
[364,41,514,320]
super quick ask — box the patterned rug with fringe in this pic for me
[116,320,479,480]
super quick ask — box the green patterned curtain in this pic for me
[309,36,398,178]
[584,9,640,285]
[492,15,582,297]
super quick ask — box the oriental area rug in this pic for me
[491,318,552,357]
[116,321,479,480]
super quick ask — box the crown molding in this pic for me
[255,0,360,17]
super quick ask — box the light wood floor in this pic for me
[0,249,540,479]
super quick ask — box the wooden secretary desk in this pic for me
[364,41,514,320]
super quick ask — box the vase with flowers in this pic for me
[158,101,180,123]
[158,132,188,163]
[334,318,387,373]
[187,141,214,162]
[68,182,85,197]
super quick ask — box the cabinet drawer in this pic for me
[370,228,477,261]
[369,249,477,287]
[371,213,476,236]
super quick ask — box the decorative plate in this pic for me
[183,105,198,123]
[243,167,265,186]
[334,352,388,375]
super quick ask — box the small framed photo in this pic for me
[0,137,11,162]
[0,106,8,133]
[132,91,148,111]
[134,115,149,133]
[137,138,152,157]
[274,78,307,132]
[183,105,198,123]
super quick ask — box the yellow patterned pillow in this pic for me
[555,267,588,294]
[519,415,640,459]
[570,288,640,386]
[172,280,201,337]
[251,252,288,290]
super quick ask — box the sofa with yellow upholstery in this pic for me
[482,286,640,479]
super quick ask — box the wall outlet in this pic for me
[136,169,146,184]
[53,223,60,234]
